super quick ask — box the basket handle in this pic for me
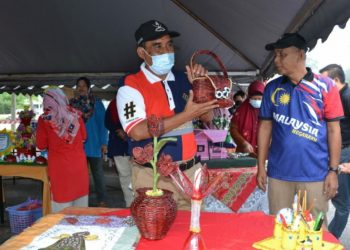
[190,50,229,79]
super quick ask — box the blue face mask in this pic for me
[145,51,175,75]
[249,99,262,109]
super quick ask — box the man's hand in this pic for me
[324,172,338,199]
[184,90,218,119]
[339,163,350,173]
[186,64,208,84]
[257,168,267,192]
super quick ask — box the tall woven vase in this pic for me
[130,187,177,240]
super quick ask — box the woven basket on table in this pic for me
[130,187,177,240]
[191,50,234,108]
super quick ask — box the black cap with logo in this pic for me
[265,33,308,51]
[135,20,180,46]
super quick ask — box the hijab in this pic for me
[231,81,265,150]
[42,88,81,144]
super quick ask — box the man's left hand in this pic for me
[324,171,338,199]
[186,64,208,84]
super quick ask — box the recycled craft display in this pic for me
[14,106,36,157]
[130,115,177,240]
[190,50,234,108]
[253,190,343,250]
[162,163,223,250]
[130,187,177,240]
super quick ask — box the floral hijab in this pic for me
[70,92,96,122]
[42,88,81,144]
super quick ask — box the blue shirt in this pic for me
[84,99,108,157]
[259,69,343,181]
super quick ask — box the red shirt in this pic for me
[36,116,89,202]
[117,64,197,161]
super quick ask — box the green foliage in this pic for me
[0,93,40,114]
[0,93,12,114]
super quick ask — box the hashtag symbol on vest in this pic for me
[124,101,136,119]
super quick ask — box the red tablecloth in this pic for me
[103,210,343,250]
[209,167,257,212]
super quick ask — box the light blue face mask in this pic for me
[145,50,175,75]
[249,99,262,109]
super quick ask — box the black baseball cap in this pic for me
[135,20,180,46]
[265,33,308,51]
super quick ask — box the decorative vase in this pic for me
[130,187,177,240]
[166,166,223,249]
[182,199,206,250]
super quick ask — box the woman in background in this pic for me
[230,81,265,154]
[70,77,108,207]
[36,87,89,212]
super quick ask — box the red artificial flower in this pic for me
[132,143,154,165]
[157,154,179,176]
[147,114,164,138]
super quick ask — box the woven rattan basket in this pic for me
[130,187,177,240]
[191,50,234,108]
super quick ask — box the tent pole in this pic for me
[28,94,33,110]
[11,93,16,131]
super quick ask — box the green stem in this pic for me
[152,136,159,193]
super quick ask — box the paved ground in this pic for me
[0,165,349,248]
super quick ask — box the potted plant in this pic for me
[130,114,178,240]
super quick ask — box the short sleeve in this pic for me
[117,85,146,134]
[323,79,344,121]
[259,83,273,120]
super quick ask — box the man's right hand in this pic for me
[257,168,267,192]
[184,90,218,119]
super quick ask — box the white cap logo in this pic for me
[153,21,166,32]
